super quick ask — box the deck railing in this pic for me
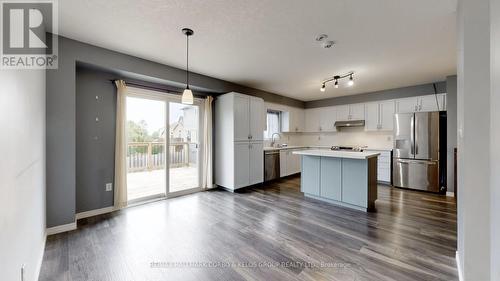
[127,142,193,172]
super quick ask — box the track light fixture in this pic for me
[348,74,354,86]
[320,83,326,92]
[320,72,355,92]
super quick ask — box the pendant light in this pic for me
[181,28,194,105]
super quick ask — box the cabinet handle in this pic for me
[419,104,422,111]
[248,134,251,139]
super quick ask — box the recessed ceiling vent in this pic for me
[322,41,334,48]
[315,34,334,48]
[315,34,328,41]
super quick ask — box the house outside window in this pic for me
[264,110,281,139]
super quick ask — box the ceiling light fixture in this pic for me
[181,28,194,105]
[320,72,355,92]
[347,74,354,86]
[320,83,326,92]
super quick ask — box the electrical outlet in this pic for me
[105,183,113,192]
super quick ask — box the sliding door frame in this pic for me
[126,86,204,202]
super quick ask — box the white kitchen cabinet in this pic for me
[279,149,301,177]
[319,107,337,132]
[396,94,447,113]
[364,103,379,131]
[304,108,322,132]
[419,94,446,112]
[282,107,304,133]
[249,142,264,185]
[234,142,250,187]
[287,149,301,175]
[395,97,418,113]
[249,98,265,141]
[336,105,350,121]
[349,103,365,120]
[279,150,287,177]
[215,92,264,191]
[232,94,264,141]
[305,107,337,132]
[365,101,395,131]
[379,101,395,130]
[364,149,392,183]
[336,104,365,121]
[233,95,251,141]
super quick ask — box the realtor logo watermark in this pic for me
[1,0,58,69]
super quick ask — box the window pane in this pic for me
[264,111,280,139]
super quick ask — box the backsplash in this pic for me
[267,127,393,149]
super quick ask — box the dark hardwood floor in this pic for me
[39,176,457,281]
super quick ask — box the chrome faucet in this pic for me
[271,133,281,147]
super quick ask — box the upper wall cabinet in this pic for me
[336,103,365,121]
[282,107,305,133]
[396,94,446,113]
[304,108,322,133]
[320,107,337,132]
[304,107,337,133]
[365,100,395,131]
[420,94,446,111]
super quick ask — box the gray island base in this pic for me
[293,150,380,212]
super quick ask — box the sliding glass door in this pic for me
[126,96,167,202]
[126,88,202,203]
[168,102,200,194]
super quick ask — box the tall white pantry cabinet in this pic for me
[215,92,265,191]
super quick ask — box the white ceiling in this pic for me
[58,0,457,101]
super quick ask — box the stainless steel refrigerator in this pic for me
[393,111,446,193]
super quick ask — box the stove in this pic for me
[330,145,365,152]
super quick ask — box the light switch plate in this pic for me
[105,183,113,192]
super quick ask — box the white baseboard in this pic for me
[456,251,464,281]
[75,206,115,220]
[35,230,47,281]
[446,191,455,197]
[46,221,77,236]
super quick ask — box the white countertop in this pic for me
[264,145,392,152]
[293,149,380,159]
[263,146,308,151]
[363,147,393,151]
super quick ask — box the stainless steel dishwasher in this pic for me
[264,150,280,181]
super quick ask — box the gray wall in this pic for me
[457,0,494,279]
[76,67,116,212]
[46,35,303,227]
[446,75,457,193]
[0,70,46,281]
[305,82,447,108]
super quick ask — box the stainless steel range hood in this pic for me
[334,120,365,128]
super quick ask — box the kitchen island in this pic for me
[293,150,380,212]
